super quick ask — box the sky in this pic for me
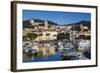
[23,10,91,25]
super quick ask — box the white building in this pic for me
[35,31,58,41]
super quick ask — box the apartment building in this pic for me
[23,19,58,41]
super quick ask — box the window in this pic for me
[38,33,43,36]
[46,33,50,36]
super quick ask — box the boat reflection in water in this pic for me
[23,39,91,62]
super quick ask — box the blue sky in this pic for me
[23,10,91,25]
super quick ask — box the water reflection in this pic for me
[23,53,62,62]
[23,39,91,62]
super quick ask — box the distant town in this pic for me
[23,19,91,62]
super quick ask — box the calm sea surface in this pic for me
[23,53,62,62]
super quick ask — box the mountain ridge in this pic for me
[23,19,91,29]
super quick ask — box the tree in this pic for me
[57,32,70,40]
[27,33,38,42]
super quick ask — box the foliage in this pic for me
[57,32,70,40]
[27,33,38,41]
